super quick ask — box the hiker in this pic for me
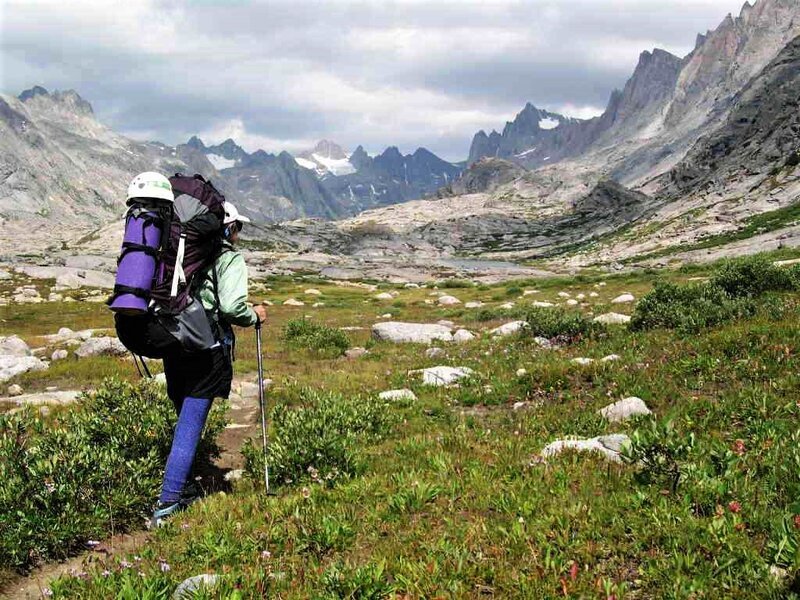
[150,201,267,527]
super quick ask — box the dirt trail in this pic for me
[0,376,263,600]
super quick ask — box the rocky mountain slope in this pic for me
[331,0,800,266]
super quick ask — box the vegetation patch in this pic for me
[283,318,350,358]
[242,389,393,488]
[0,378,225,574]
[525,306,605,342]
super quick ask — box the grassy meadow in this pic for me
[2,252,800,598]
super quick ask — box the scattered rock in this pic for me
[490,321,529,337]
[404,283,420,289]
[499,302,515,309]
[516,368,527,377]
[51,349,69,361]
[372,322,453,344]
[593,312,631,325]
[612,293,636,304]
[7,384,23,396]
[379,389,417,401]
[558,292,571,298]
[571,357,595,366]
[0,335,31,357]
[48,292,64,302]
[421,366,474,387]
[589,292,599,298]
[464,301,484,308]
[599,397,652,423]
[438,295,462,306]
[283,298,305,306]
[304,289,322,296]
[379,313,392,319]
[531,301,555,308]
[541,434,631,463]
[313,302,325,308]
[566,299,579,306]
[345,347,368,359]
[425,347,446,359]
[0,356,48,383]
[601,354,621,362]
[576,293,586,300]
[173,574,221,600]
[374,292,394,300]
[261,300,273,306]
[74,337,128,358]
[533,337,553,349]
[522,290,540,296]
[513,401,528,410]
[453,329,476,343]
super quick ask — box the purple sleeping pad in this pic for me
[109,210,163,314]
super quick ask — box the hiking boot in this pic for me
[148,501,183,529]
[179,481,203,508]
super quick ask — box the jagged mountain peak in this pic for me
[307,139,348,160]
[17,86,94,116]
[18,86,50,102]
[186,135,206,150]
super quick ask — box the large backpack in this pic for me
[109,173,226,358]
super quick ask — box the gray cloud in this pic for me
[1,0,748,160]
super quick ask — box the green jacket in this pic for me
[199,242,258,329]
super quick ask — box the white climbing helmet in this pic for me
[223,201,251,225]
[127,172,174,202]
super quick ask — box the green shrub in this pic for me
[242,389,393,488]
[321,561,395,599]
[710,255,797,298]
[525,307,605,342]
[506,285,522,297]
[283,318,350,357]
[630,281,759,333]
[0,378,225,573]
[439,279,473,289]
[622,418,695,492]
[467,306,529,322]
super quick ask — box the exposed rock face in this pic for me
[664,35,800,199]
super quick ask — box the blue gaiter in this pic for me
[159,396,213,504]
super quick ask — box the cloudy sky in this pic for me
[1,0,747,160]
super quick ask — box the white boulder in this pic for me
[599,397,652,423]
[541,434,631,463]
[74,337,128,358]
[438,295,462,306]
[371,322,453,344]
[0,335,31,357]
[531,301,555,308]
[612,294,635,304]
[304,289,322,296]
[490,321,529,337]
[0,356,48,383]
[453,329,476,344]
[374,292,394,300]
[51,349,69,361]
[283,298,305,306]
[593,312,631,325]
[465,301,484,309]
[571,357,595,366]
[601,354,621,363]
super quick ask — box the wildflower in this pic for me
[261,550,272,559]
[732,439,746,456]
[41,588,53,597]
[133,555,142,564]
[518,516,525,524]
[569,562,579,582]
[44,481,56,494]
[180,522,190,531]
[86,540,100,548]
[138,571,146,578]
[301,487,311,499]
[119,559,132,569]
[794,515,800,529]
[728,500,742,514]
[159,561,171,573]
[101,570,111,577]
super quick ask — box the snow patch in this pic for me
[515,147,537,158]
[312,153,356,176]
[539,117,560,130]
[294,157,317,170]
[206,153,236,170]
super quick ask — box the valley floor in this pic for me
[2,251,800,598]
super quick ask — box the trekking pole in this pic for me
[255,321,270,495]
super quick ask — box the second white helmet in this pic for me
[127,172,174,203]
[223,201,251,225]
